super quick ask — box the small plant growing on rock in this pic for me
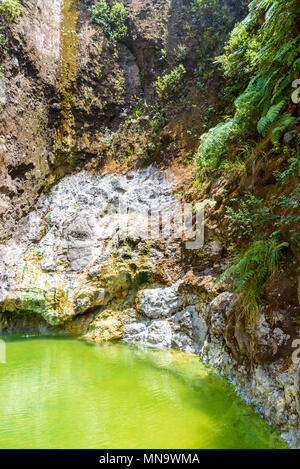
[0,0,21,25]
[176,44,187,63]
[154,64,186,101]
[0,0,21,50]
[159,48,167,64]
[91,0,127,42]
[100,127,114,147]
[217,240,288,317]
[226,193,274,240]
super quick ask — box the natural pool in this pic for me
[0,335,286,449]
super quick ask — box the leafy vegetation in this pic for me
[195,0,300,171]
[191,0,248,68]
[193,1,299,320]
[154,65,186,101]
[218,240,288,316]
[195,119,237,171]
[269,114,299,146]
[176,44,187,63]
[225,155,300,246]
[91,0,127,42]
[0,0,21,52]
[221,154,299,315]
[226,192,274,240]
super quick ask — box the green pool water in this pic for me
[0,335,286,449]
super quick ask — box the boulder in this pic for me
[137,283,183,319]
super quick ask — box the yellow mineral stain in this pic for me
[55,0,78,157]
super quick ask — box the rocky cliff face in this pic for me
[0,0,248,239]
[0,163,299,447]
[0,0,299,448]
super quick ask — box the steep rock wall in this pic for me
[0,0,248,239]
[0,0,143,239]
[0,0,299,450]
[0,0,62,240]
[0,165,299,448]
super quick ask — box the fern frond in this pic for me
[257,100,286,135]
[216,239,288,317]
[270,114,297,145]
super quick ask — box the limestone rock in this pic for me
[137,283,183,319]
[147,320,173,348]
[85,310,124,342]
[179,271,221,299]
[210,292,236,337]
[210,292,236,314]
[0,168,180,324]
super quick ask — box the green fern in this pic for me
[293,57,300,71]
[270,113,297,145]
[0,0,22,51]
[257,100,285,135]
[271,71,294,104]
[195,119,237,171]
[195,0,300,170]
[217,240,288,316]
[154,65,186,100]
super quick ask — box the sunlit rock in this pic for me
[137,283,183,319]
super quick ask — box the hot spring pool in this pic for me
[0,335,286,449]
